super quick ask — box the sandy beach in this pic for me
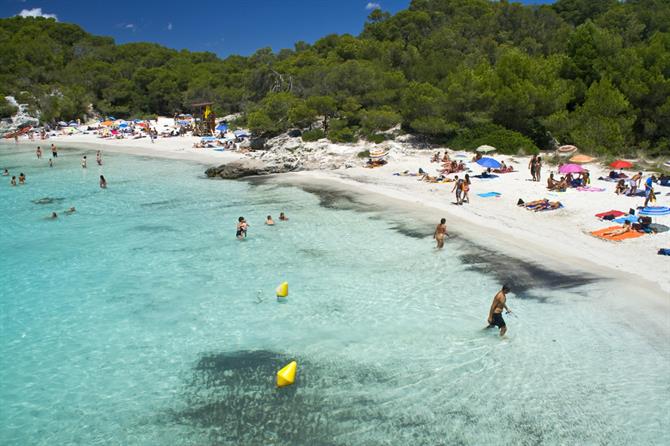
[11,132,670,295]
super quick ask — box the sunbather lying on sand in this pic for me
[493,161,514,173]
[603,221,633,236]
[518,199,562,211]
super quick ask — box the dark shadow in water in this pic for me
[165,350,395,446]
[140,199,180,208]
[271,181,599,298]
[131,224,178,233]
[32,197,66,205]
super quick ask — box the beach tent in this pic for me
[476,157,502,169]
[234,130,250,138]
[569,154,596,164]
[610,160,633,169]
[476,145,496,153]
[559,163,585,174]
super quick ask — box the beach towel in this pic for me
[595,210,625,220]
[658,248,670,256]
[577,186,605,192]
[613,214,638,224]
[590,226,645,242]
[477,192,501,198]
[597,177,619,182]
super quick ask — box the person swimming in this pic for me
[18,173,25,185]
[266,215,275,225]
[2,168,8,176]
[48,158,53,168]
[49,212,58,219]
[486,284,512,336]
[96,151,102,166]
[36,146,42,159]
[99,175,107,189]
[236,217,248,239]
[433,218,448,249]
[279,212,288,221]
[81,156,87,168]
[65,207,76,215]
[10,176,16,186]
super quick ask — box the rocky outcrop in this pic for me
[204,158,296,179]
[0,96,39,137]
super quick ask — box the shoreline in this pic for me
[7,135,669,298]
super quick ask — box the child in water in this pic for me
[236,217,248,239]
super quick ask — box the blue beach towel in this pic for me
[477,192,501,198]
[613,214,638,224]
[658,249,670,256]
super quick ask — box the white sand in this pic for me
[13,133,670,294]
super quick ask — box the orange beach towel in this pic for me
[590,226,645,242]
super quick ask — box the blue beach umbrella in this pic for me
[476,157,502,169]
[639,206,670,217]
[118,123,128,128]
[216,124,228,132]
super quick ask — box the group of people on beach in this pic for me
[236,212,288,239]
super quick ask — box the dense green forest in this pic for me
[1,0,669,155]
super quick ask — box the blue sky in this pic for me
[2,0,553,57]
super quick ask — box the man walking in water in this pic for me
[487,284,511,336]
[433,218,448,249]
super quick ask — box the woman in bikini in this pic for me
[433,218,448,249]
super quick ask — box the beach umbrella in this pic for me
[610,160,633,169]
[58,121,68,127]
[68,121,78,126]
[216,124,228,132]
[558,163,585,174]
[476,157,502,169]
[101,120,114,127]
[569,154,596,164]
[118,123,128,128]
[108,116,116,120]
[234,130,250,138]
[476,145,496,153]
[556,145,577,156]
[639,206,670,217]
[369,149,388,159]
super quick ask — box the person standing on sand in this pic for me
[529,155,537,181]
[644,175,657,207]
[452,175,463,204]
[51,143,58,158]
[534,156,542,182]
[433,218,448,249]
[36,146,42,159]
[487,284,512,336]
[462,174,471,204]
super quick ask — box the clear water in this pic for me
[1,144,668,446]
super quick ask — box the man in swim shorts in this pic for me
[487,284,511,336]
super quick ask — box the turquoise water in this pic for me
[1,144,668,445]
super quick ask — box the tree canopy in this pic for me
[1,0,669,155]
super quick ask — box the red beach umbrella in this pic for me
[610,160,633,169]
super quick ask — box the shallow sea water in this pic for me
[1,144,668,445]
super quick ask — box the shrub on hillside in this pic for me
[328,127,357,143]
[301,128,325,142]
[450,124,540,155]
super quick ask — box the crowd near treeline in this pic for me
[1,0,669,156]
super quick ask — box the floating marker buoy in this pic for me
[276,282,288,298]
[276,360,297,388]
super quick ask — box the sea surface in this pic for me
[1,144,668,445]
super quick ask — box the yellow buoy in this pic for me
[276,360,297,388]
[276,282,288,298]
